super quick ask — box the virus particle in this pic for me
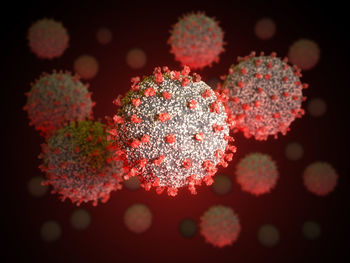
[23,71,94,137]
[124,203,152,234]
[70,209,91,230]
[27,176,48,197]
[307,97,327,117]
[96,27,113,45]
[28,18,69,59]
[285,142,304,161]
[257,224,280,247]
[123,176,141,190]
[254,18,276,40]
[211,174,232,195]
[39,121,124,206]
[219,51,307,140]
[168,12,225,69]
[200,205,241,248]
[303,162,338,196]
[40,220,62,242]
[235,153,278,196]
[109,66,236,197]
[302,221,321,240]
[74,55,99,80]
[288,39,320,70]
[179,218,197,238]
[126,48,147,69]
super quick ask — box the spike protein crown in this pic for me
[218,51,308,141]
[108,66,236,197]
[39,121,124,206]
[168,12,225,70]
[235,152,279,196]
[200,205,241,248]
[28,18,69,59]
[24,71,95,137]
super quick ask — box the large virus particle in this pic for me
[218,51,308,140]
[288,39,320,71]
[28,18,69,59]
[235,152,278,196]
[108,66,236,197]
[303,162,338,196]
[168,12,225,70]
[39,121,124,206]
[200,205,241,248]
[124,203,153,234]
[23,71,95,137]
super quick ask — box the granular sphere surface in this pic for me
[254,18,276,40]
[74,55,99,80]
[124,203,152,233]
[288,39,320,70]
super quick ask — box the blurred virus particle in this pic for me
[96,27,113,45]
[179,218,197,238]
[23,71,94,137]
[303,162,338,196]
[74,55,99,80]
[126,48,147,69]
[235,153,278,196]
[200,205,241,248]
[219,51,307,141]
[27,176,48,197]
[307,97,327,117]
[123,176,141,190]
[28,18,69,59]
[40,220,62,242]
[70,209,91,230]
[124,203,152,234]
[257,224,280,247]
[109,66,236,197]
[211,174,232,195]
[39,121,124,206]
[302,221,321,240]
[254,18,276,40]
[285,142,304,161]
[168,12,225,70]
[288,39,320,70]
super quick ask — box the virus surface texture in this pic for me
[219,51,308,141]
[39,121,123,206]
[109,66,236,197]
[24,71,94,137]
[168,12,225,70]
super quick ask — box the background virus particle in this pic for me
[123,176,141,190]
[168,12,225,69]
[109,66,235,197]
[123,203,152,234]
[23,71,94,137]
[302,221,321,240]
[126,48,147,69]
[257,224,280,247]
[179,218,197,238]
[28,18,69,59]
[288,39,320,70]
[307,97,327,117]
[39,121,124,206]
[254,17,276,40]
[303,162,338,196]
[200,205,241,248]
[40,220,62,242]
[27,176,48,197]
[96,27,113,45]
[70,209,91,230]
[235,153,278,196]
[211,174,232,195]
[285,142,304,161]
[74,55,99,80]
[219,51,307,140]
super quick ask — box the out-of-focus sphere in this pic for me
[40,220,62,242]
[123,176,141,190]
[179,218,197,238]
[70,209,91,230]
[74,55,99,80]
[126,48,147,69]
[254,18,276,40]
[28,176,48,197]
[96,27,112,45]
[211,174,232,195]
[285,142,304,161]
[258,224,280,247]
[288,39,320,70]
[302,221,321,240]
[124,203,152,234]
[307,98,327,117]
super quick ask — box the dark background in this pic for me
[3,0,348,262]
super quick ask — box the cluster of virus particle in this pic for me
[168,12,225,70]
[218,51,307,141]
[257,224,280,247]
[303,162,338,196]
[126,48,147,69]
[96,27,113,45]
[39,120,124,206]
[200,205,241,248]
[23,71,95,137]
[74,55,99,80]
[254,18,276,40]
[235,153,278,196]
[28,18,69,59]
[109,66,236,196]
[124,203,153,234]
[288,39,320,71]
